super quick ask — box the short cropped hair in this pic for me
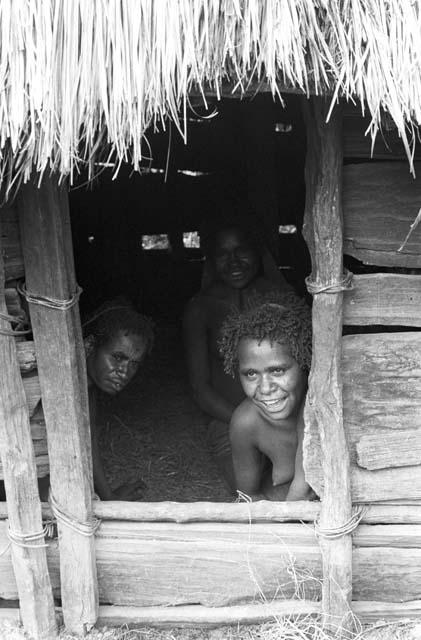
[83,299,154,354]
[219,292,312,376]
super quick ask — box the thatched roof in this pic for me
[1,0,421,190]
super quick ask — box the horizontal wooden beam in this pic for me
[343,162,421,267]
[343,274,421,326]
[2,600,421,629]
[1,500,421,524]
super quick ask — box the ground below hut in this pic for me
[97,323,233,503]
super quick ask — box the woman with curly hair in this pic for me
[219,297,315,501]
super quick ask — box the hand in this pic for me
[111,479,146,501]
[286,480,316,502]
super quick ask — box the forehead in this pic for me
[213,228,254,251]
[103,331,146,358]
[238,338,295,366]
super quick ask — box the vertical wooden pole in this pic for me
[302,97,353,631]
[0,221,57,639]
[17,178,98,634]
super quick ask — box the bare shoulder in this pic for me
[230,399,262,441]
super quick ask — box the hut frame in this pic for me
[1,2,421,635]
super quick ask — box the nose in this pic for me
[258,374,273,395]
[116,361,129,379]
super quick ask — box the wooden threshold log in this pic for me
[302,97,353,631]
[0,227,57,638]
[17,178,98,634]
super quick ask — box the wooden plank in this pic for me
[21,370,41,417]
[305,332,421,501]
[356,429,421,470]
[93,500,321,523]
[343,162,421,267]
[17,178,98,634]
[353,524,421,548]
[16,342,37,372]
[343,274,421,326]
[343,107,421,160]
[0,212,24,281]
[3,500,421,527]
[0,232,56,638]
[96,601,322,627]
[302,97,352,630]
[3,520,421,606]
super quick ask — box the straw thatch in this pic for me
[1,0,421,192]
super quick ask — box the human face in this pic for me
[211,228,259,289]
[87,331,147,395]
[238,338,306,422]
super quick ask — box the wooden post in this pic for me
[302,97,353,631]
[0,222,57,638]
[17,178,98,634]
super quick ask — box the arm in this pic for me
[285,407,314,501]
[182,299,235,423]
[230,404,264,499]
[89,389,115,500]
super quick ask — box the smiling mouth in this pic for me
[258,397,288,411]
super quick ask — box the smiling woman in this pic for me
[219,296,314,501]
[83,301,154,500]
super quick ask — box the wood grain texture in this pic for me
[16,341,37,372]
[343,107,421,161]
[302,97,353,629]
[17,178,98,634]
[304,332,421,501]
[356,429,421,470]
[21,370,41,417]
[0,235,56,638]
[343,274,421,326]
[2,521,421,606]
[343,162,421,267]
[0,206,24,281]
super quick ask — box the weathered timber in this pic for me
[17,178,98,634]
[343,106,421,160]
[302,97,352,629]
[356,429,421,470]
[0,206,24,281]
[96,601,321,628]
[21,370,41,417]
[2,500,421,526]
[352,600,421,622]
[0,232,56,638]
[343,162,421,267]
[2,521,421,605]
[305,332,421,501]
[16,341,37,372]
[93,500,321,523]
[0,521,61,600]
[5,287,25,319]
[343,274,421,326]
[353,524,421,547]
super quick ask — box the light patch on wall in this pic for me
[177,170,212,177]
[141,234,170,250]
[275,123,293,133]
[88,235,95,243]
[183,231,200,248]
[278,225,297,234]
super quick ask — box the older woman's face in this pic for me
[87,331,147,395]
[212,228,260,289]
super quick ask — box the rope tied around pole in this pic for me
[305,269,354,296]
[7,519,56,549]
[49,493,101,537]
[0,309,31,336]
[17,282,82,311]
[314,506,367,540]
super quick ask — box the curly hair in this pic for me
[83,298,154,354]
[219,292,312,376]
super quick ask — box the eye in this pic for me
[112,353,125,363]
[272,367,286,375]
[244,369,257,379]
